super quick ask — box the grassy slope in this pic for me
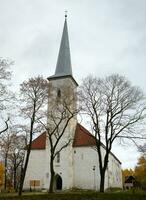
[0,191,146,200]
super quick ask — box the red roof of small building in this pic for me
[73,123,96,147]
[31,132,46,149]
[125,176,136,183]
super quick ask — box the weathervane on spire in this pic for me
[65,10,68,19]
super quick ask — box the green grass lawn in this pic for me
[0,191,146,200]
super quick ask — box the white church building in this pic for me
[24,16,123,191]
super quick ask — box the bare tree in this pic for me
[39,84,79,193]
[80,74,146,192]
[0,131,12,190]
[138,143,146,157]
[0,132,25,191]
[18,76,48,196]
[0,58,13,134]
[8,134,25,191]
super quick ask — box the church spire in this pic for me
[55,14,72,77]
[48,15,78,86]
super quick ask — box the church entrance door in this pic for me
[55,175,62,190]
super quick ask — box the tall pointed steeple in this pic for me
[48,14,78,86]
[55,15,72,76]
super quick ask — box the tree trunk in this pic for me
[18,151,30,196]
[18,113,35,196]
[13,163,17,191]
[49,156,55,193]
[18,168,24,195]
[99,169,106,192]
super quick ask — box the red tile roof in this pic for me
[31,123,95,149]
[73,123,96,147]
[73,123,121,164]
[31,132,46,149]
[30,123,121,164]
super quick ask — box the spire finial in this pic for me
[65,10,67,19]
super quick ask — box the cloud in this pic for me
[0,0,146,168]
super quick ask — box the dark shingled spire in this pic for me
[48,15,78,86]
[55,15,72,76]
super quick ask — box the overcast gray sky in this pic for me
[0,0,146,169]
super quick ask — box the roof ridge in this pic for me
[77,123,95,138]
[32,131,46,142]
[30,131,46,150]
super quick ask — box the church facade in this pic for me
[24,16,123,191]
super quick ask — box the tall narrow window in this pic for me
[57,89,61,98]
[56,152,60,163]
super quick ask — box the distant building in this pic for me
[24,16,123,191]
[124,176,136,190]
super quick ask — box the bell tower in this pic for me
[47,14,78,190]
[47,14,78,121]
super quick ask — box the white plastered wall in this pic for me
[73,146,123,191]
[24,150,46,190]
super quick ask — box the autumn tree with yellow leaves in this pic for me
[0,162,4,188]
[123,156,146,187]
[122,168,134,183]
[134,156,146,185]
